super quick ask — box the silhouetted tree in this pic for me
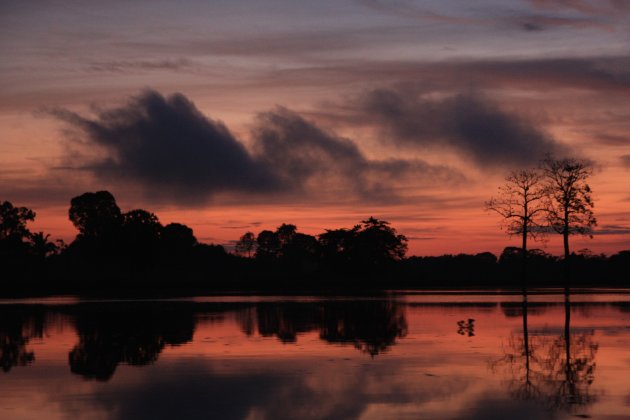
[68,191,122,240]
[351,217,408,270]
[123,210,162,238]
[121,209,162,267]
[162,223,196,252]
[255,230,280,260]
[486,170,547,287]
[276,223,297,247]
[0,200,35,242]
[317,219,407,274]
[235,232,256,257]
[608,251,630,281]
[254,224,319,272]
[0,201,36,264]
[319,228,354,256]
[541,157,596,283]
[283,233,318,257]
[280,232,319,272]
[29,232,60,260]
[65,191,124,266]
[318,227,356,271]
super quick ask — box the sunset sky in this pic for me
[1,0,629,255]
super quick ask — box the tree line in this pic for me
[0,156,628,294]
[0,191,412,292]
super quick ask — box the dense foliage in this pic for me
[0,192,627,294]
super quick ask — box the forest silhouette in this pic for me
[0,187,628,294]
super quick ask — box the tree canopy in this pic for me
[69,191,122,240]
[0,200,35,242]
[541,157,597,260]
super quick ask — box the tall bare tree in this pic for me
[541,157,596,268]
[486,169,547,285]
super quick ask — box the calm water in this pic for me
[1,292,629,420]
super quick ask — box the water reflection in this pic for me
[238,300,408,355]
[0,294,628,419]
[69,302,196,380]
[1,299,409,380]
[457,318,475,337]
[0,306,44,372]
[319,300,407,356]
[494,291,599,415]
[551,293,598,410]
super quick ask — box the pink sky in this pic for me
[1,0,629,256]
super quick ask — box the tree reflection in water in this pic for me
[493,291,598,414]
[0,307,44,372]
[66,299,407,382]
[237,299,408,356]
[319,300,407,356]
[69,302,196,381]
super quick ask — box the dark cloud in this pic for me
[621,154,630,168]
[49,90,461,205]
[522,22,544,31]
[251,107,462,201]
[356,89,567,167]
[49,90,279,204]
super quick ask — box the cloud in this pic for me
[354,88,567,167]
[514,14,611,31]
[596,134,630,146]
[49,90,280,204]
[594,224,630,235]
[355,0,481,25]
[85,58,193,73]
[0,167,88,208]
[522,22,545,31]
[526,0,630,14]
[251,107,462,201]
[621,154,630,168]
[263,56,630,96]
[513,0,630,32]
[48,90,462,205]
[356,0,621,31]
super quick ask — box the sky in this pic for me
[1,0,629,255]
